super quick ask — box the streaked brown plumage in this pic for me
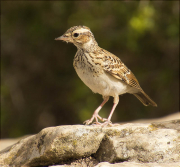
[55,25,157,126]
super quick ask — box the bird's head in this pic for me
[55,26,98,51]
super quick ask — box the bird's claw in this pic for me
[100,120,113,127]
[83,114,107,125]
[83,119,93,125]
[84,117,115,127]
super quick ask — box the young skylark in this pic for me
[55,26,157,126]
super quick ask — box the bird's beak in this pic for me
[55,35,66,41]
[55,35,72,43]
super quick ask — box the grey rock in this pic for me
[95,162,180,167]
[0,125,103,166]
[95,122,180,163]
[49,162,180,167]
[1,112,179,152]
[0,120,180,167]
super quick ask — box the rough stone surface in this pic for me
[49,161,180,167]
[0,120,180,167]
[95,120,180,163]
[95,162,180,167]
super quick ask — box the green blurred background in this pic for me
[1,1,179,138]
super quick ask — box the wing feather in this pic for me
[101,49,142,90]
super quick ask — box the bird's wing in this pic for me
[101,49,142,90]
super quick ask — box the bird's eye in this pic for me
[73,33,79,37]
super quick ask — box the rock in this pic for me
[95,162,180,167]
[0,126,103,166]
[95,121,180,163]
[151,119,180,131]
[0,135,29,151]
[49,161,180,167]
[0,120,180,167]
[128,112,180,124]
[1,112,179,151]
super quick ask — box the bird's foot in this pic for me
[94,120,119,127]
[83,114,105,125]
[99,120,113,127]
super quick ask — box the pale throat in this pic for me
[82,38,98,52]
[83,38,93,48]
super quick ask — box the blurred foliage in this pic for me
[1,1,179,138]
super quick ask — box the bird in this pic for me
[55,25,157,126]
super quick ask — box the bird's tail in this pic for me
[133,91,157,107]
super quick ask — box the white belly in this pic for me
[75,67,137,98]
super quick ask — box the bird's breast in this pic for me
[73,51,137,97]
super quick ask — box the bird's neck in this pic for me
[76,38,99,53]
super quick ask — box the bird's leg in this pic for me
[84,96,109,125]
[101,96,119,126]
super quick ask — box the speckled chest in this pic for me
[73,50,103,77]
[73,50,133,96]
[73,50,107,94]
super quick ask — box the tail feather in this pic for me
[133,91,157,107]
